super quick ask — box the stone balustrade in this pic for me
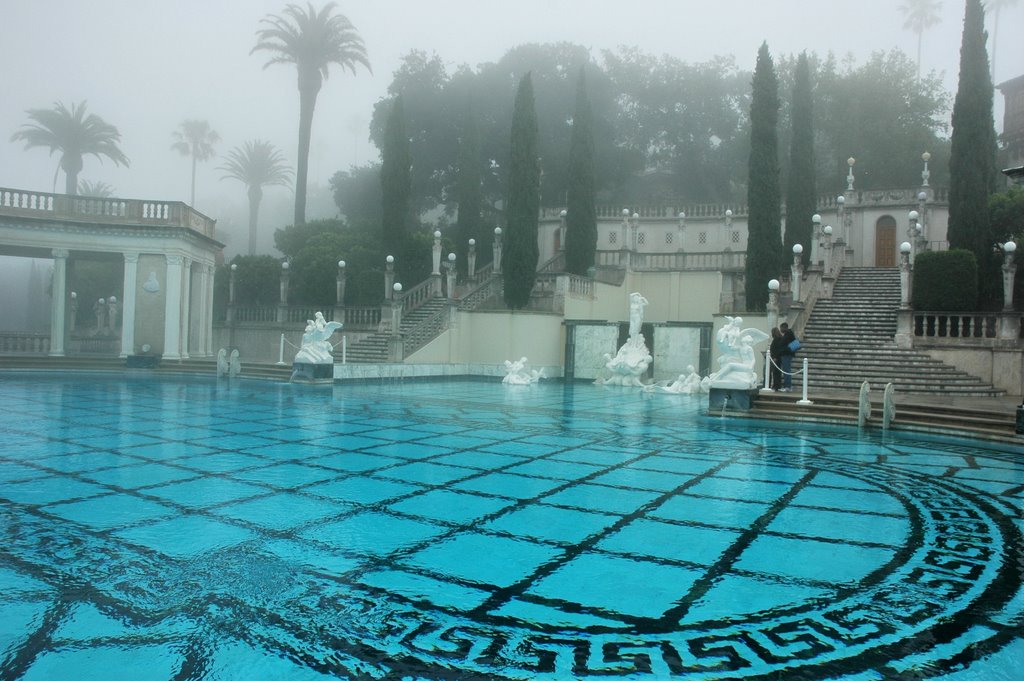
[0,187,216,239]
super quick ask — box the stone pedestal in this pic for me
[895,309,914,349]
[291,362,333,384]
[709,387,756,411]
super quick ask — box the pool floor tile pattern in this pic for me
[0,376,1021,679]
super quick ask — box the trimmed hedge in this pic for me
[911,249,978,311]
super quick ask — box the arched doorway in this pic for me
[874,216,897,267]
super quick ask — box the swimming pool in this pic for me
[0,373,1021,679]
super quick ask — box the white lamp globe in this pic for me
[793,244,803,254]
[900,242,912,253]
[768,279,780,291]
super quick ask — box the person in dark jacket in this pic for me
[780,322,797,391]
[768,327,785,390]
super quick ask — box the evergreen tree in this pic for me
[455,96,482,277]
[564,66,598,276]
[784,53,816,267]
[745,43,783,312]
[380,96,411,255]
[503,73,541,309]
[948,0,1000,303]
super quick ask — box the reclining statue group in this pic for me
[288,293,767,392]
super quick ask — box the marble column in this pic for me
[163,255,184,360]
[49,248,69,357]
[180,258,193,359]
[119,253,139,357]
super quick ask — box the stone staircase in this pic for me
[344,296,451,363]
[799,267,1003,396]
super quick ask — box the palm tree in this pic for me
[220,140,293,255]
[171,119,219,206]
[252,2,369,226]
[10,101,129,196]
[986,0,1019,81]
[78,180,115,197]
[899,0,943,78]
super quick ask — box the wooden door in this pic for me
[875,217,897,267]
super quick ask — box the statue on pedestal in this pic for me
[701,316,769,391]
[294,311,343,364]
[595,292,653,387]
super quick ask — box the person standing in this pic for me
[780,322,797,391]
[768,327,785,390]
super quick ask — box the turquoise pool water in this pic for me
[0,373,1022,680]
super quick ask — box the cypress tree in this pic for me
[380,96,411,253]
[455,96,482,277]
[784,52,816,268]
[564,66,598,276]
[745,43,784,312]
[503,73,541,309]
[948,0,1000,304]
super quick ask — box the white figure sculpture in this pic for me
[294,311,343,364]
[701,316,770,391]
[645,365,706,394]
[595,291,653,387]
[229,349,241,378]
[628,291,649,338]
[503,357,545,384]
[142,271,160,293]
[93,298,107,335]
[216,349,229,377]
[107,296,118,332]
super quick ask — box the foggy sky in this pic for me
[2,0,1020,255]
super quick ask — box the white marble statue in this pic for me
[217,348,229,377]
[701,316,770,391]
[503,357,545,384]
[93,298,107,335]
[107,296,119,332]
[645,365,707,394]
[229,349,241,378]
[628,291,649,339]
[595,291,653,387]
[294,311,343,364]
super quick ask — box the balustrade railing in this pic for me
[400,277,435,315]
[0,333,50,354]
[403,305,449,357]
[914,313,998,339]
[0,186,216,238]
[594,250,746,271]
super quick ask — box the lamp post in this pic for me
[334,260,346,323]
[630,212,640,251]
[468,238,477,279]
[921,151,931,187]
[791,244,804,301]
[432,230,442,275]
[620,208,630,248]
[907,210,921,263]
[811,213,822,266]
[836,195,848,245]
[69,291,78,333]
[917,190,929,253]
[724,209,733,251]
[767,278,780,330]
[846,157,856,191]
[277,260,289,323]
[227,263,237,323]
[493,227,503,274]
[1003,241,1018,311]
[677,211,686,252]
[899,242,912,308]
[384,255,395,299]
[823,225,834,276]
[445,252,457,299]
[559,209,567,251]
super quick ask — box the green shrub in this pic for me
[912,249,978,311]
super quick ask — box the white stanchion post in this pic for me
[342,336,347,364]
[760,351,773,394]
[276,334,286,366]
[797,357,813,405]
